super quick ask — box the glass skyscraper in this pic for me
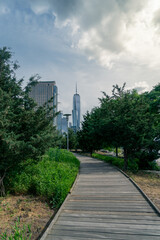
[72,86,81,132]
[57,112,68,134]
[29,81,58,125]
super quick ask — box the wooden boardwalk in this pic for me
[44,154,160,240]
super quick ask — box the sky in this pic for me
[0,0,160,118]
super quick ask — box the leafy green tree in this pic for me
[77,109,102,154]
[68,128,78,150]
[100,84,159,169]
[79,83,160,170]
[61,128,78,150]
[0,47,60,195]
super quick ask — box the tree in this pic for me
[99,85,159,169]
[0,47,60,195]
[77,109,103,154]
[79,83,160,170]
[61,128,78,150]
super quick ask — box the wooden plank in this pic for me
[63,209,157,216]
[51,225,160,236]
[55,220,160,230]
[60,211,160,220]
[58,216,160,225]
[45,234,160,240]
[46,231,160,240]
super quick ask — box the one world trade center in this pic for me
[72,84,81,132]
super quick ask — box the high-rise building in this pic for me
[29,81,58,125]
[72,85,81,132]
[57,112,70,134]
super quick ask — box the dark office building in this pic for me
[29,81,58,125]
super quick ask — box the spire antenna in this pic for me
[76,82,77,94]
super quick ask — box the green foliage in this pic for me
[77,108,103,154]
[0,218,32,240]
[61,128,78,150]
[0,47,61,195]
[92,153,139,172]
[79,83,160,170]
[148,161,160,171]
[92,153,124,169]
[9,149,80,208]
[128,158,139,173]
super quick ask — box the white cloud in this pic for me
[29,0,160,69]
[129,81,150,93]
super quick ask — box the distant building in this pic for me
[29,81,58,125]
[57,112,63,133]
[72,84,81,132]
[57,112,69,134]
[61,117,68,134]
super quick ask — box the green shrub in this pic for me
[9,148,80,208]
[92,153,139,172]
[112,158,124,169]
[148,161,160,171]
[92,153,124,168]
[128,158,139,173]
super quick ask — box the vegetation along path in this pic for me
[42,154,160,240]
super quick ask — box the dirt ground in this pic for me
[127,171,160,211]
[0,195,54,239]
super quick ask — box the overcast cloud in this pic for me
[0,0,160,117]
[29,0,160,68]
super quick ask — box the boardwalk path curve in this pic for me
[43,154,160,240]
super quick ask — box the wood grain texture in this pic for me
[44,154,160,240]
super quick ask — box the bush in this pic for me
[148,161,160,171]
[92,153,139,172]
[92,153,124,169]
[128,158,139,173]
[8,148,80,208]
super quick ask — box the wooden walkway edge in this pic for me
[40,154,160,240]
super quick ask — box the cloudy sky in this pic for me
[0,0,160,117]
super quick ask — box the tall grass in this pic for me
[10,148,80,208]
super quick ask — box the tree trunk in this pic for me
[90,149,93,156]
[124,148,128,170]
[0,175,6,197]
[0,168,8,197]
[116,146,118,157]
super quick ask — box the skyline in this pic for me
[0,0,160,116]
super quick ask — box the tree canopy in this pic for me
[78,83,160,170]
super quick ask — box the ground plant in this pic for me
[8,148,80,208]
[0,219,32,240]
[1,149,79,238]
[92,153,139,172]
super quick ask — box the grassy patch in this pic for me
[0,219,32,240]
[0,195,53,239]
[92,153,139,172]
[8,148,80,208]
[1,149,79,238]
[92,153,124,169]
